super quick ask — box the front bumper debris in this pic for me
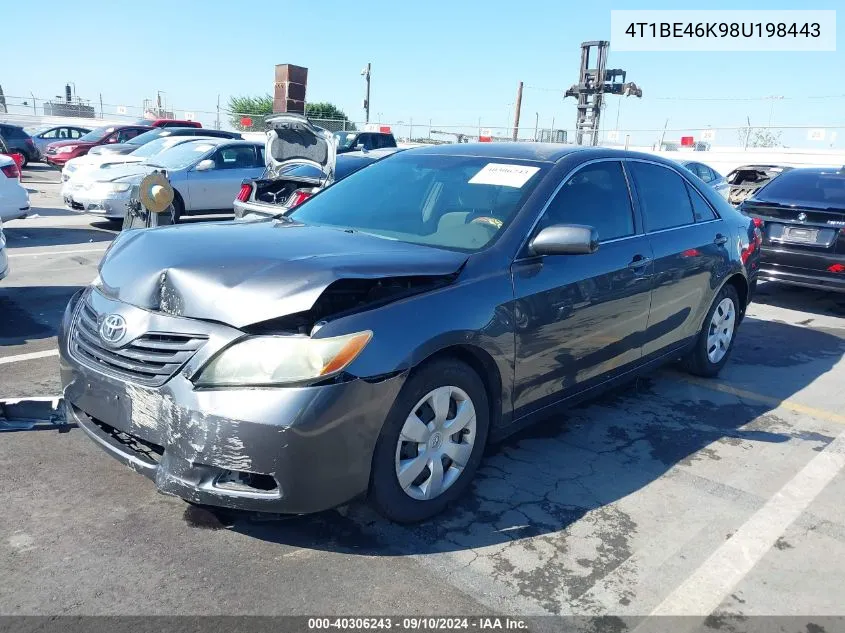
[0,397,69,432]
[59,289,407,514]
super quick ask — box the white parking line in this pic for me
[0,349,60,365]
[8,247,108,259]
[648,429,845,617]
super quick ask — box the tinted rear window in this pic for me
[3,126,28,139]
[756,170,845,206]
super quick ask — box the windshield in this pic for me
[126,129,169,147]
[289,153,547,252]
[756,170,845,206]
[146,141,217,170]
[78,126,114,142]
[334,132,359,149]
[129,137,189,159]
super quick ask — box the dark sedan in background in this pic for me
[740,166,845,292]
[0,123,39,167]
[88,127,242,157]
[59,144,759,523]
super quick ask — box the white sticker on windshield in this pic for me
[469,163,540,188]
[193,144,214,152]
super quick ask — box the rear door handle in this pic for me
[714,234,728,245]
[627,255,652,269]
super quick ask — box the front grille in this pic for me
[70,300,206,386]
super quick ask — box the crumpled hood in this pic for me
[97,221,467,328]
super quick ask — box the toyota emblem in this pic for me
[797,212,808,222]
[99,314,127,345]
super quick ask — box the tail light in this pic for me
[236,183,253,202]
[25,138,35,148]
[751,217,764,229]
[829,264,845,274]
[1,164,20,179]
[288,189,313,208]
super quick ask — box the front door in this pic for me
[626,160,731,359]
[511,160,654,418]
[187,145,264,211]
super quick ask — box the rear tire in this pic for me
[369,358,489,523]
[682,284,740,377]
[171,193,184,224]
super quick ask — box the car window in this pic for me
[756,170,845,205]
[118,129,144,142]
[289,154,548,252]
[7,127,28,139]
[70,128,86,139]
[41,128,59,139]
[629,162,696,232]
[214,145,258,169]
[690,163,713,183]
[537,161,635,242]
[687,184,718,221]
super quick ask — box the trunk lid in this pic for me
[265,114,336,183]
[742,200,845,271]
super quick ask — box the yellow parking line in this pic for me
[670,373,845,426]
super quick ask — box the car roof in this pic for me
[764,166,844,175]
[175,137,259,147]
[341,147,403,159]
[406,142,600,163]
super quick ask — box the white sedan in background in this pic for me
[0,154,30,222]
[64,138,265,222]
[61,135,210,187]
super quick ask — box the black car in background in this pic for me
[0,124,38,167]
[334,130,397,153]
[739,167,845,292]
[60,144,759,522]
[88,127,243,157]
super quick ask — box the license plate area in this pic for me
[785,226,817,243]
[768,223,836,248]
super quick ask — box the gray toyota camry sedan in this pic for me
[59,142,761,523]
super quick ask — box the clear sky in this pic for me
[3,0,843,146]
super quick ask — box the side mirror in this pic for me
[529,224,599,256]
[194,159,215,172]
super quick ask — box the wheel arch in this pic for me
[413,344,504,435]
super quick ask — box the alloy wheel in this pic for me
[394,385,477,501]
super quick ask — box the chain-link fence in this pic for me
[2,92,844,151]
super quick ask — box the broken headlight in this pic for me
[194,331,372,387]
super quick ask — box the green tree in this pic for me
[227,95,356,131]
[737,126,783,148]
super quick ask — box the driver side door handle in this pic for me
[714,233,728,245]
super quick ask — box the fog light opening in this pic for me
[214,470,279,494]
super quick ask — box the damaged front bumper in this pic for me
[59,288,406,514]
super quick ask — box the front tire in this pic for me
[369,358,489,523]
[682,284,740,377]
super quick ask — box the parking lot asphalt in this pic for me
[2,166,845,619]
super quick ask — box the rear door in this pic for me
[627,159,730,359]
[188,144,264,211]
[511,159,653,417]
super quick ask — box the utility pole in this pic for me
[216,94,221,130]
[534,112,539,141]
[99,93,103,119]
[512,81,523,141]
[361,63,371,123]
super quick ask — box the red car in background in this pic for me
[0,135,24,175]
[43,124,152,167]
